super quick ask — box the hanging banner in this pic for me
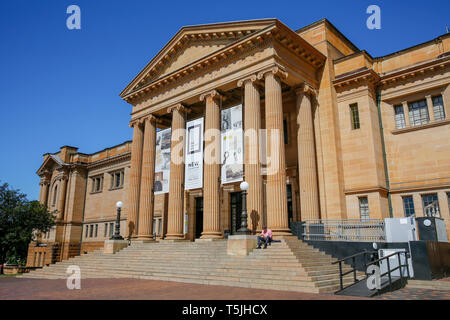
[221,104,244,184]
[185,117,204,190]
[154,128,171,194]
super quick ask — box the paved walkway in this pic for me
[0,277,365,300]
[377,287,450,300]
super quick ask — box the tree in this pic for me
[0,182,56,274]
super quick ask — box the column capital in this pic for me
[167,103,189,114]
[237,74,257,87]
[295,82,317,97]
[129,118,143,128]
[199,89,223,102]
[257,66,288,81]
[142,113,159,124]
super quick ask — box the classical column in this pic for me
[200,90,222,239]
[57,173,68,220]
[137,115,158,241]
[258,67,291,236]
[127,119,145,239]
[238,75,264,232]
[296,84,320,221]
[165,104,187,240]
[39,177,50,207]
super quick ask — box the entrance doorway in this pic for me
[230,192,242,235]
[195,197,203,239]
[287,184,293,228]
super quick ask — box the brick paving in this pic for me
[0,277,366,300]
[377,287,450,300]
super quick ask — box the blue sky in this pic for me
[0,0,448,200]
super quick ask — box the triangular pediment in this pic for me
[36,155,65,176]
[120,19,278,97]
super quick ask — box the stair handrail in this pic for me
[364,251,410,293]
[332,250,377,292]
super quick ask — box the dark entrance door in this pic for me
[230,192,242,235]
[195,197,203,239]
[287,184,293,229]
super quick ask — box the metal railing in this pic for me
[301,219,386,242]
[333,250,410,294]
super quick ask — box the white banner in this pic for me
[185,117,204,190]
[221,104,244,184]
[154,128,171,194]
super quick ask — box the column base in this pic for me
[200,232,223,239]
[227,235,258,256]
[164,233,185,240]
[195,238,224,242]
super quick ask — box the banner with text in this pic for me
[221,104,244,184]
[154,128,171,194]
[185,117,204,190]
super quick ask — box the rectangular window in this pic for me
[408,99,429,126]
[394,105,406,129]
[109,223,114,237]
[359,197,369,221]
[422,194,440,217]
[95,224,98,238]
[402,196,415,217]
[283,118,289,144]
[91,176,103,193]
[158,219,162,236]
[85,225,89,238]
[350,104,360,130]
[432,95,445,121]
[110,170,124,189]
[89,225,93,238]
[447,193,450,212]
[104,223,108,237]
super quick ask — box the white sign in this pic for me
[221,105,244,184]
[154,128,171,194]
[185,117,204,190]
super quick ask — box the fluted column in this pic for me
[39,176,50,207]
[165,104,187,240]
[200,90,222,239]
[57,174,68,220]
[258,67,291,236]
[137,115,158,241]
[296,84,320,220]
[127,119,145,239]
[238,75,264,232]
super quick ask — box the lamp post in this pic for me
[237,181,251,235]
[111,201,124,240]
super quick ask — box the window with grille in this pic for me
[350,103,360,130]
[394,105,406,129]
[110,170,124,189]
[359,197,369,221]
[402,196,415,217]
[95,224,98,237]
[85,225,89,238]
[109,223,114,237]
[91,176,103,193]
[104,223,108,237]
[89,225,93,237]
[432,95,445,121]
[408,99,429,126]
[422,194,440,217]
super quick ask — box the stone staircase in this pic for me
[20,238,363,294]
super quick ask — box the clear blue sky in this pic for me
[0,0,448,200]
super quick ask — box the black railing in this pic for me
[332,250,376,291]
[333,250,410,294]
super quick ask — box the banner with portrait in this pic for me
[154,128,171,194]
[221,104,243,184]
[185,117,204,190]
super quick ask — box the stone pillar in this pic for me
[238,75,264,233]
[127,120,145,239]
[296,84,320,221]
[57,174,68,220]
[165,104,187,240]
[200,90,222,239]
[39,177,50,207]
[137,115,158,241]
[258,67,291,236]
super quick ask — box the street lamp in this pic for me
[110,201,124,240]
[237,181,251,235]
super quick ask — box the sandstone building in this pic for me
[27,18,450,267]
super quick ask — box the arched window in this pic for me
[52,184,58,206]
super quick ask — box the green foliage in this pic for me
[0,182,56,269]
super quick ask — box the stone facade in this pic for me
[27,18,450,267]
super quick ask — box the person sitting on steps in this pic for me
[256,226,272,249]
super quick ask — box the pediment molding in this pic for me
[121,19,326,105]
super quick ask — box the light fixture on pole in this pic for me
[111,201,124,240]
[236,181,251,235]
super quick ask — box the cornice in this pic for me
[86,152,131,170]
